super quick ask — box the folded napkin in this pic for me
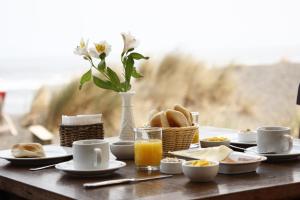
[61,114,102,126]
[171,145,233,162]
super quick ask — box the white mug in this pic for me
[257,126,293,154]
[72,139,109,170]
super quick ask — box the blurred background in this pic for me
[0,0,299,148]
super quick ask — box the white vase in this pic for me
[119,91,135,141]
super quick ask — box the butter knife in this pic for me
[230,145,276,154]
[29,164,56,171]
[83,175,172,188]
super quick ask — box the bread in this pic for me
[166,109,189,127]
[148,109,159,123]
[160,111,170,127]
[149,105,193,128]
[11,143,45,158]
[149,111,163,127]
[174,104,193,126]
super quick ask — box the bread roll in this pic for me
[11,143,45,158]
[174,105,192,126]
[166,109,189,127]
[148,109,159,123]
[149,111,163,127]
[160,111,170,127]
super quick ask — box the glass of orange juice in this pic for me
[134,127,162,171]
[191,112,200,145]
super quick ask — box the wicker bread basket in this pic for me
[162,126,197,157]
[59,123,104,147]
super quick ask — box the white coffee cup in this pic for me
[72,139,109,170]
[257,126,293,154]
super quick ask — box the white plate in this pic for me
[169,149,266,174]
[55,160,126,177]
[246,146,300,161]
[219,152,266,174]
[0,145,72,166]
[230,139,257,146]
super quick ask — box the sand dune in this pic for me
[22,54,300,138]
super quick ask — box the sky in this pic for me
[1,0,300,65]
[1,0,300,114]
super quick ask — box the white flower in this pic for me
[89,41,111,58]
[121,32,139,53]
[74,38,89,56]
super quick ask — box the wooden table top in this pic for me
[1,158,300,200]
[1,129,300,200]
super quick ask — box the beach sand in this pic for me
[0,115,59,150]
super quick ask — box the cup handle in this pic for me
[283,134,293,152]
[94,148,102,167]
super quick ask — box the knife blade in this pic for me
[29,164,56,171]
[83,175,172,188]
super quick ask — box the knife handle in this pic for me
[83,178,133,188]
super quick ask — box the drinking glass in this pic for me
[191,112,200,144]
[134,127,162,171]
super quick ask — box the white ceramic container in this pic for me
[160,159,184,174]
[237,130,257,143]
[182,160,219,182]
[119,92,136,141]
[72,139,109,170]
[257,126,293,154]
[110,141,134,160]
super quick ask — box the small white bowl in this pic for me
[110,141,134,160]
[237,130,257,143]
[182,160,219,182]
[160,159,184,174]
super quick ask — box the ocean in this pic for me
[0,57,85,115]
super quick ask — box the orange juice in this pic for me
[134,139,162,166]
[192,129,199,144]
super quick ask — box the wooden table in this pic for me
[1,158,300,200]
[1,128,300,200]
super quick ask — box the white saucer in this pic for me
[246,146,300,161]
[0,145,72,166]
[55,160,126,177]
[231,139,256,146]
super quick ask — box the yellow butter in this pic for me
[205,136,228,142]
[191,160,211,166]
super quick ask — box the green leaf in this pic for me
[97,60,106,72]
[99,53,106,60]
[127,48,134,53]
[79,69,92,89]
[131,67,143,78]
[120,82,126,92]
[130,52,149,60]
[120,82,131,92]
[106,67,121,86]
[125,56,134,83]
[121,57,125,65]
[126,83,131,91]
[93,76,119,92]
[122,48,134,57]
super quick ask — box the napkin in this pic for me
[171,145,233,162]
[61,114,102,125]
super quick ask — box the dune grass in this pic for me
[23,53,300,137]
